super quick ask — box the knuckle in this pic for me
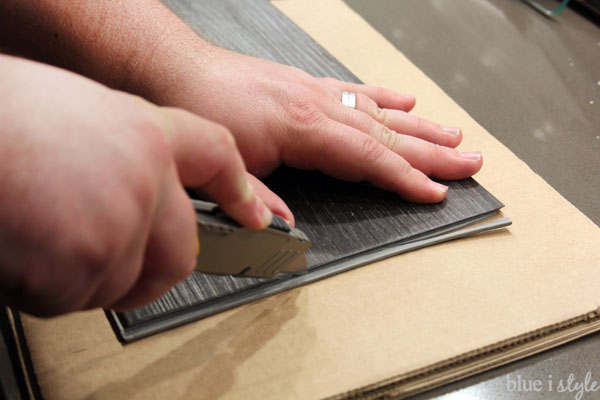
[361,137,387,163]
[414,116,428,132]
[125,113,175,187]
[424,120,441,136]
[369,86,389,103]
[373,105,387,123]
[376,125,399,150]
[373,86,386,99]
[322,131,348,154]
[286,100,327,131]
[214,123,236,145]
[125,166,161,221]
[417,116,439,136]
[137,119,174,170]
[209,128,244,177]
[210,124,237,152]
[77,192,153,281]
[73,224,127,277]
[393,157,415,180]
[426,144,445,171]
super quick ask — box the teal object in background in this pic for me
[522,0,571,16]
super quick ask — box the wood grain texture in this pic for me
[115,169,501,340]
[110,0,503,341]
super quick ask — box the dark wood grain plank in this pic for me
[115,169,501,338]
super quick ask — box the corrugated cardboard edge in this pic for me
[330,308,600,399]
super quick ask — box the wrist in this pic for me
[120,13,220,107]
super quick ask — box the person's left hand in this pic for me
[1,0,480,208]
[149,48,483,204]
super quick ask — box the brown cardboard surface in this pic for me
[19,1,600,399]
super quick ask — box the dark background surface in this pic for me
[346,0,600,227]
[344,0,600,399]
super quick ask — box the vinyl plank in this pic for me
[108,0,505,342]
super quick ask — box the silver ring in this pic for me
[341,91,356,108]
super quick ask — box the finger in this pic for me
[109,167,196,311]
[321,77,416,112]
[386,135,483,179]
[340,93,462,148]
[323,96,482,179]
[247,173,295,226]
[282,120,448,203]
[156,107,272,229]
[354,122,482,180]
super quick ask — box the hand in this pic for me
[0,55,272,316]
[0,0,481,206]
[247,173,294,225]
[163,49,483,203]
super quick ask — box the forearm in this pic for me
[0,0,212,100]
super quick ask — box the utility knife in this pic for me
[192,199,311,278]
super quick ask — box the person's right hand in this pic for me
[0,55,273,316]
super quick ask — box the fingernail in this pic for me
[460,151,482,161]
[240,179,254,202]
[429,180,448,193]
[442,126,461,136]
[259,202,273,228]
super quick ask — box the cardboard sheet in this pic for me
[18,1,600,399]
